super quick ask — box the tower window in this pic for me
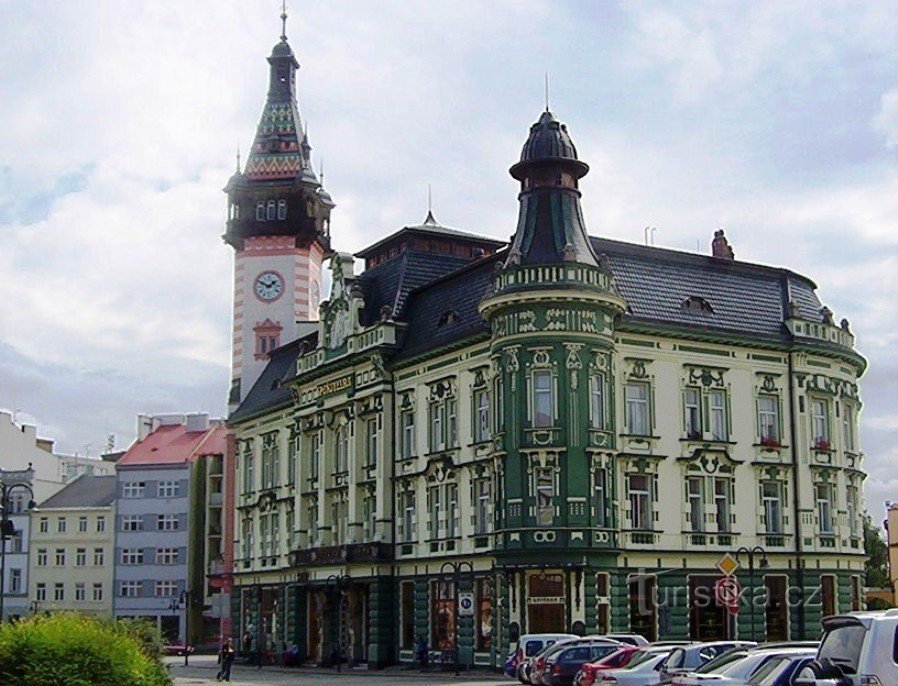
[266,200,276,221]
[256,202,265,221]
[277,199,287,220]
[253,319,283,360]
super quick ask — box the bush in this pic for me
[0,613,171,686]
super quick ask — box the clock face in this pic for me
[254,271,284,302]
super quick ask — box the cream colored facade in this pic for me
[29,505,115,616]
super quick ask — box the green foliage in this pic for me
[863,512,889,588]
[0,613,171,686]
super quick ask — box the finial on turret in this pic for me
[235,147,241,173]
[280,0,288,42]
[544,73,550,112]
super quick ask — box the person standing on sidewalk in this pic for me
[416,634,429,672]
[217,638,236,682]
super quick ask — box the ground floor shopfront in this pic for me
[231,553,863,669]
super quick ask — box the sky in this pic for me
[1,1,896,517]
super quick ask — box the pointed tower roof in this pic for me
[242,12,316,183]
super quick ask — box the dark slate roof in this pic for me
[355,250,474,327]
[590,237,822,339]
[39,475,117,509]
[230,336,311,423]
[355,215,505,259]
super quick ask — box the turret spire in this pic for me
[280,0,288,42]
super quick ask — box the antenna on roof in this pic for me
[280,0,288,42]
[424,184,437,225]
[545,73,550,112]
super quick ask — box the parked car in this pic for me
[597,646,675,686]
[505,633,579,680]
[671,646,818,686]
[162,641,194,657]
[745,653,816,686]
[536,640,623,686]
[575,646,644,686]
[795,610,898,686]
[606,634,650,647]
[658,642,757,683]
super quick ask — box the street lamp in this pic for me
[170,589,197,666]
[325,574,351,672]
[439,560,473,676]
[733,546,769,641]
[0,466,36,625]
[29,599,41,615]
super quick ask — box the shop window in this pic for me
[431,579,456,650]
[476,578,493,651]
[400,582,415,649]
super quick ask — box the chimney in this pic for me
[711,229,735,260]
[186,413,210,433]
[135,414,154,442]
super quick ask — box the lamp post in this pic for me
[325,574,351,672]
[0,467,35,625]
[176,589,197,666]
[29,599,41,615]
[733,546,768,641]
[439,560,473,676]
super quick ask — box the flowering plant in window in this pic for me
[760,436,781,448]
[813,438,831,452]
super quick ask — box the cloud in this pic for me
[875,89,898,149]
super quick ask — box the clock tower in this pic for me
[224,13,333,409]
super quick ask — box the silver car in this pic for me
[595,646,674,686]
[672,647,818,685]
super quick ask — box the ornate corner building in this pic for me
[224,21,867,670]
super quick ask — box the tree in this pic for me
[864,512,889,588]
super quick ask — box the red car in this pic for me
[574,646,641,686]
[162,641,195,657]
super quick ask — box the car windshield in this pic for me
[525,640,546,656]
[747,657,789,685]
[600,649,635,668]
[694,649,747,674]
[817,623,866,675]
[626,650,669,669]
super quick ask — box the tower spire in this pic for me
[280,0,288,42]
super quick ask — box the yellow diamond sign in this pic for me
[716,553,740,576]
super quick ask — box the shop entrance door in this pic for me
[527,573,566,633]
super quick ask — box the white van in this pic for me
[506,633,579,683]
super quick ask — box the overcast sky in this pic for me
[1,1,895,518]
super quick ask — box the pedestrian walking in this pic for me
[416,634,429,672]
[217,638,236,682]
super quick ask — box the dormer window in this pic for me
[438,309,460,327]
[277,199,287,220]
[266,200,276,221]
[681,296,714,314]
[256,202,265,221]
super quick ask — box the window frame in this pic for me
[532,370,555,428]
[628,473,653,530]
[625,382,651,436]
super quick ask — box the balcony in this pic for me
[290,542,393,567]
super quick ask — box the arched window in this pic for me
[256,202,265,221]
[266,200,276,221]
[277,199,287,220]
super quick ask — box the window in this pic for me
[93,583,103,602]
[476,577,493,651]
[709,389,728,440]
[811,399,830,445]
[626,382,650,436]
[474,388,491,443]
[36,583,46,602]
[688,477,705,532]
[821,575,837,616]
[261,432,280,489]
[594,469,607,527]
[155,581,178,598]
[287,431,298,485]
[536,468,555,526]
[362,490,376,540]
[157,515,179,531]
[428,486,441,540]
[758,395,780,444]
[54,583,64,601]
[847,484,859,537]
[714,478,731,533]
[761,481,784,534]
[156,548,178,565]
[122,515,143,532]
[684,387,702,438]
[590,373,606,429]
[400,581,415,649]
[447,398,458,448]
[158,480,179,498]
[36,549,47,567]
[76,548,87,566]
[256,202,264,221]
[628,474,653,530]
[446,483,459,539]
[120,581,141,598]
[93,548,104,566]
[241,518,253,562]
[122,482,145,499]
[308,503,318,545]
[431,579,456,650]
[842,401,856,452]
[121,548,144,565]
[75,583,86,602]
[399,491,415,543]
[494,377,505,434]
[533,371,554,427]
[310,431,321,481]
[242,447,254,493]
[277,199,287,220]
[401,409,416,458]
[39,517,48,533]
[9,568,21,594]
[55,549,66,566]
[78,516,88,532]
[334,424,349,473]
[266,199,276,220]
[365,417,379,467]
[57,517,67,533]
[429,402,444,452]
[816,483,834,534]
[474,478,491,535]
[97,516,106,533]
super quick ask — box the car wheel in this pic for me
[796,659,850,685]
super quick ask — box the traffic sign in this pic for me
[714,576,742,615]
[458,592,475,616]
